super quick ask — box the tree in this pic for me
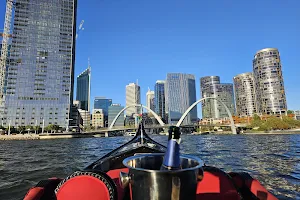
[53,125,60,133]
[83,125,92,132]
[287,110,294,115]
[247,114,262,128]
[34,125,41,134]
[18,126,26,134]
[45,124,54,133]
[6,126,16,133]
[25,125,33,134]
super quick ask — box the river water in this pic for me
[0,134,299,200]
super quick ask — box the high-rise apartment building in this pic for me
[166,73,197,125]
[94,97,112,117]
[233,72,256,117]
[108,104,124,127]
[126,83,141,116]
[154,80,166,121]
[0,0,77,127]
[146,88,155,111]
[200,76,235,119]
[76,67,91,111]
[253,48,287,115]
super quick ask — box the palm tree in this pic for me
[18,126,26,134]
[25,125,33,134]
[34,125,41,134]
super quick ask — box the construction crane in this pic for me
[0,0,15,100]
[76,20,85,40]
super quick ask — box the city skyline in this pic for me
[69,0,299,113]
[1,1,299,121]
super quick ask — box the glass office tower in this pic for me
[154,80,166,121]
[166,73,197,125]
[0,0,77,127]
[76,67,91,111]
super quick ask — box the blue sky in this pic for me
[1,0,300,114]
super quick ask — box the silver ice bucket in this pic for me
[120,153,204,200]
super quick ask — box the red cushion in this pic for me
[107,168,129,200]
[246,179,278,200]
[56,175,111,200]
[197,170,240,200]
[24,187,44,200]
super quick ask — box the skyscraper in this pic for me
[146,88,155,111]
[233,72,256,117]
[0,0,77,127]
[94,97,112,117]
[126,83,141,116]
[166,73,197,125]
[200,76,235,119]
[154,80,166,120]
[253,48,287,115]
[76,67,91,111]
[108,104,124,127]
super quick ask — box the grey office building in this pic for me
[233,72,256,117]
[154,80,166,121]
[253,48,287,115]
[108,104,124,127]
[0,0,77,127]
[76,67,91,111]
[166,73,197,125]
[200,76,235,119]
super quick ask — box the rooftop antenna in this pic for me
[88,57,90,68]
[136,79,138,86]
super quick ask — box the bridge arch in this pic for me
[176,97,237,134]
[109,104,165,129]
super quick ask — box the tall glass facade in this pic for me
[200,76,235,119]
[154,80,166,121]
[166,73,197,125]
[94,97,112,117]
[253,48,287,115]
[233,72,257,117]
[108,104,124,127]
[0,0,77,127]
[76,67,90,111]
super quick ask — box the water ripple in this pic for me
[0,134,299,199]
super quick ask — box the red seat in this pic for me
[196,166,240,200]
[107,168,129,200]
[248,179,277,200]
[229,172,278,200]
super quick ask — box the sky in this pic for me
[1,0,300,115]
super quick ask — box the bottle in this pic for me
[160,126,182,170]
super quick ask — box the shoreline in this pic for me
[1,131,300,141]
[0,133,106,141]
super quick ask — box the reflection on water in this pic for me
[0,134,299,199]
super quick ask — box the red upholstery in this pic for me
[56,175,111,200]
[246,179,277,200]
[196,168,240,200]
[229,172,278,200]
[107,168,129,200]
[24,187,44,200]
